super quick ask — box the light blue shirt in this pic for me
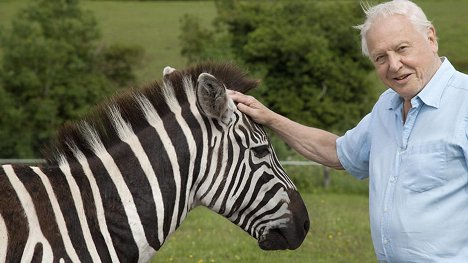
[337,58,468,262]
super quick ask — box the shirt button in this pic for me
[390,177,396,183]
[384,239,389,245]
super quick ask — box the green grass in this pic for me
[80,1,216,84]
[154,193,374,263]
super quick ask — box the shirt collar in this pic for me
[386,57,456,110]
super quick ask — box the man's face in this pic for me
[366,15,440,101]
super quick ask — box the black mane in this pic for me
[43,62,260,165]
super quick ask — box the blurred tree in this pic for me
[180,0,377,135]
[0,0,143,158]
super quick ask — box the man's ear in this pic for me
[427,26,438,53]
[196,73,235,124]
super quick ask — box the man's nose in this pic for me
[388,53,403,72]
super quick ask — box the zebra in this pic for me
[0,62,310,262]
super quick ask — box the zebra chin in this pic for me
[258,190,310,250]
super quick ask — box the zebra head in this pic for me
[169,64,310,250]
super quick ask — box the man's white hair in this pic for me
[354,0,434,57]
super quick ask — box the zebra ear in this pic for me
[163,66,176,77]
[196,73,235,124]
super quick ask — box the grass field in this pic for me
[155,193,374,263]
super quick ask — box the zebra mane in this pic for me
[43,61,260,165]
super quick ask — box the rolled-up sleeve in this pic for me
[336,113,372,180]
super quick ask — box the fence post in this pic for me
[323,165,330,189]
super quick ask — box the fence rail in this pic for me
[0,159,47,165]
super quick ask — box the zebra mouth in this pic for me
[258,228,289,250]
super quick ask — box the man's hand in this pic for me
[227,90,276,126]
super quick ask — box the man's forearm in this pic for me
[267,113,344,169]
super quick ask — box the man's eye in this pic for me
[398,46,408,52]
[251,145,270,158]
[375,56,385,64]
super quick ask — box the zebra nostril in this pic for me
[304,218,310,233]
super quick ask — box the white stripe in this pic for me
[108,105,165,246]
[244,180,290,229]
[31,167,81,262]
[71,148,120,263]
[162,78,198,221]
[58,157,102,263]
[228,166,265,223]
[198,129,228,208]
[183,76,210,209]
[136,95,181,235]
[81,123,148,260]
[3,165,53,263]
[251,198,290,237]
[211,121,244,212]
[0,213,8,262]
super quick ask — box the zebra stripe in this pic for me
[70,147,121,262]
[162,77,198,222]
[136,94,184,238]
[0,213,7,262]
[3,165,54,262]
[31,166,82,262]
[108,105,165,247]
[182,76,211,209]
[81,123,155,261]
[57,157,101,262]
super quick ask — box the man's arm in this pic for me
[228,90,344,169]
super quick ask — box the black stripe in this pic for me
[250,201,286,239]
[68,160,112,262]
[161,108,190,227]
[87,156,139,262]
[209,133,235,211]
[191,113,215,195]
[199,135,225,202]
[33,166,91,262]
[31,243,43,263]
[13,166,71,261]
[0,165,29,261]
[137,126,175,242]
[244,182,284,231]
[224,163,247,218]
[110,139,160,250]
[180,94,204,191]
[232,171,274,227]
[221,115,250,216]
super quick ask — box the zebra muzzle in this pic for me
[258,190,310,250]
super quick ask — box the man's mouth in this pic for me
[393,74,411,81]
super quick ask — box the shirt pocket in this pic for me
[400,142,449,193]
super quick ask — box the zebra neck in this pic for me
[55,139,197,261]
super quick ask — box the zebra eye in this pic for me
[251,144,270,158]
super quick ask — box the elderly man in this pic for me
[229,0,468,262]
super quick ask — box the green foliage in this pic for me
[0,0,142,158]
[98,43,144,88]
[180,0,377,134]
[286,165,369,196]
[179,13,237,65]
